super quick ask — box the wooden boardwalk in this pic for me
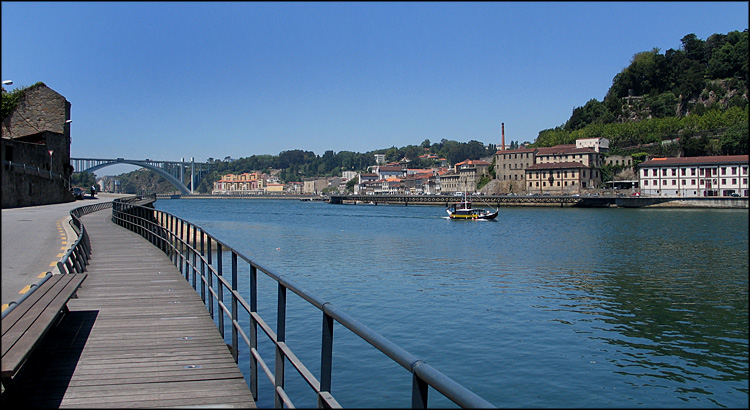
[9,209,255,408]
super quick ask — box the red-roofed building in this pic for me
[638,155,748,197]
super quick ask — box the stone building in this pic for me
[303,178,328,195]
[2,83,74,208]
[494,139,607,195]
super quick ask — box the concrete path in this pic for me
[1,194,126,311]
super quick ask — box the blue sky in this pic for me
[2,2,748,174]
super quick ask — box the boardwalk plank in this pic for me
[9,209,255,408]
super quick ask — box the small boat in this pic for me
[446,196,498,220]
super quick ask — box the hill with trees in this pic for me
[104,29,748,194]
[532,30,748,158]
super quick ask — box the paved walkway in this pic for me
[1,195,109,309]
[8,208,255,408]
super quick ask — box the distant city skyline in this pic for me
[2,2,748,177]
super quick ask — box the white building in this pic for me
[638,155,748,197]
[576,137,610,153]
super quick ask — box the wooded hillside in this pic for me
[533,30,748,156]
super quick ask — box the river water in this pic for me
[154,199,748,408]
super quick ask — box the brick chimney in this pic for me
[501,123,505,151]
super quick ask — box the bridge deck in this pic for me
[7,209,254,408]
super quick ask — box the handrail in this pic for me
[2,159,71,188]
[110,200,495,408]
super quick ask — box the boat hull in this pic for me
[446,209,498,220]
[446,199,499,220]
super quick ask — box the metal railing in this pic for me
[2,160,72,188]
[110,200,495,409]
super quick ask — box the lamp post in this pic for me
[64,120,72,188]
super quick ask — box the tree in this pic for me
[646,92,679,118]
[566,99,610,131]
[70,172,96,188]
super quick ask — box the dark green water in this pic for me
[155,199,748,408]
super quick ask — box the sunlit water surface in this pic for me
[155,199,748,408]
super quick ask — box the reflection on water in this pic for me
[156,200,748,408]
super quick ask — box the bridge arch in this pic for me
[77,159,192,195]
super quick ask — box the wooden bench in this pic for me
[1,273,87,393]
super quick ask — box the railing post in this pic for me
[319,309,334,407]
[274,283,287,409]
[180,220,187,280]
[411,372,429,408]
[191,224,197,291]
[217,243,224,338]
[200,229,206,303]
[169,214,176,263]
[249,264,258,400]
[206,231,213,319]
[231,252,239,363]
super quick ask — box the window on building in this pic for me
[681,168,686,176]
[722,179,726,184]
[653,169,658,176]
[681,180,686,185]
[671,169,676,176]
[672,180,676,185]
[732,167,737,175]
[691,179,696,185]
[722,167,726,175]
[732,178,737,184]
[691,168,696,176]
[700,169,704,176]
[644,180,648,186]
[662,169,667,176]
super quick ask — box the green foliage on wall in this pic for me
[1,82,46,120]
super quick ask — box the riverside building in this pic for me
[494,138,608,195]
[638,155,748,197]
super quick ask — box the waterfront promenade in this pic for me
[4,207,254,408]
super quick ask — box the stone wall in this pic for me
[1,83,73,208]
[2,137,74,208]
[1,83,71,140]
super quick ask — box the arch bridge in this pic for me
[71,157,212,195]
